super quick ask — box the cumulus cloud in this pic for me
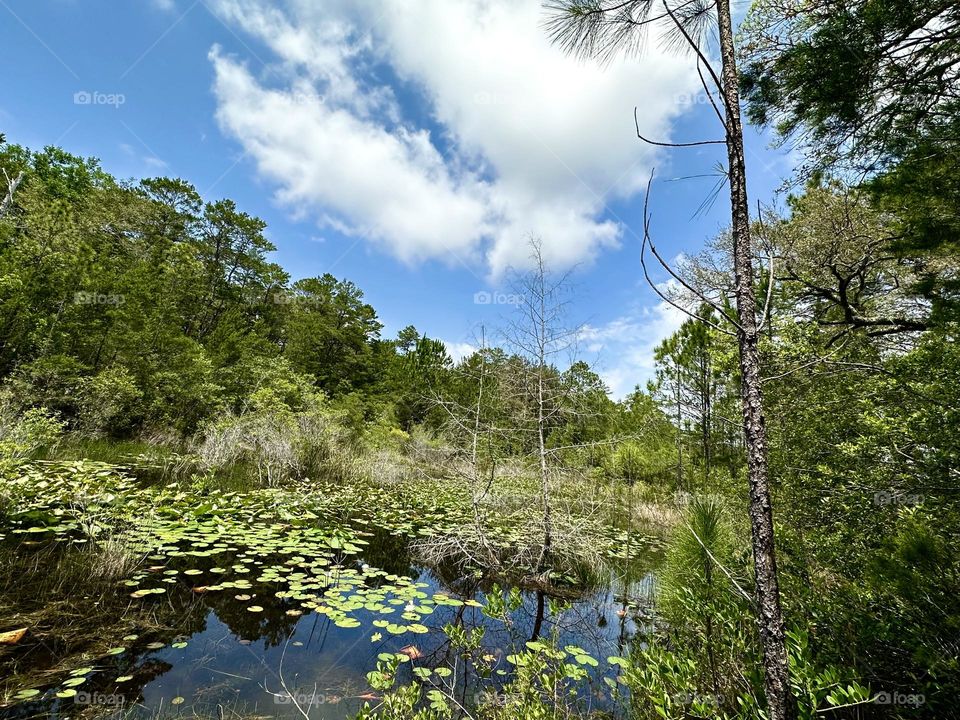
[441,340,478,364]
[207,0,701,275]
[580,295,687,399]
[211,50,493,264]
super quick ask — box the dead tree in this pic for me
[1,169,23,218]
[502,238,582,577]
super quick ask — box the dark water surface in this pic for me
[2,522,660,719]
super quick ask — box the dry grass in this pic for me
[409,463,673,592]
[196,408,363,487]
[0,535,164,700]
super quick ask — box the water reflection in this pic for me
[2,532,659,720]
[133,568,652,719]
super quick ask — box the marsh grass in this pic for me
[409,465,672,594]
[196,408,364,488]
[0,534,154,700]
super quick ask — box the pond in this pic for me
[0,463,663,719]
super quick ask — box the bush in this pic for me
[78,365,143,436]
[0,397,65,472]
[295,406,361,484]
[197,402,360,487]
[605,440,674,485]
[145,345,224,434]
[219,353,318,414]
[6,355,86,421]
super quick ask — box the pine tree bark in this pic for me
[715,1,796,718]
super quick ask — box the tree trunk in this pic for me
[675,357,683,491]
[536,330,553,573]
[715,1,796,718]
[0,171,23,218]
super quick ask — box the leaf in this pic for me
[0,627,27,645]
[398,645,423,660]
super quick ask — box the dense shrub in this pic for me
[0,397,65,472]
[78,366,143,436]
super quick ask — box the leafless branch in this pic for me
[1,169,24,218]
[640,174,741,334]
[635,107,725,146]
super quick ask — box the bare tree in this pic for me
[1,168,23,219]
[503,240,572,574]
[431,327,509,570]
[434,244,654,582]
[544,2,796,717]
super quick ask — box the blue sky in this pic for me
[0,0,795,397]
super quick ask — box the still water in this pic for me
[3,517,660,719]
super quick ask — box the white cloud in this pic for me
[120,142,168,171]
[143,155,169,170]
[207,0,702,275]
[580,295,687,400]
[150,0,176,11]
[210,50,492,264]
[441,340,478,364]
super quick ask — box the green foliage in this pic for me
[78,365,143,436]
[740,0,960,323]
[354,632,600,720]
[617,625,872,720]
[606,438,674,484]
[0,402,64,473]
[283,275,383,396]
[649,308,740,491]
[0,142,402,438]
[658,496,737,622]
[6,355,87,420]
[740,0,960,172]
